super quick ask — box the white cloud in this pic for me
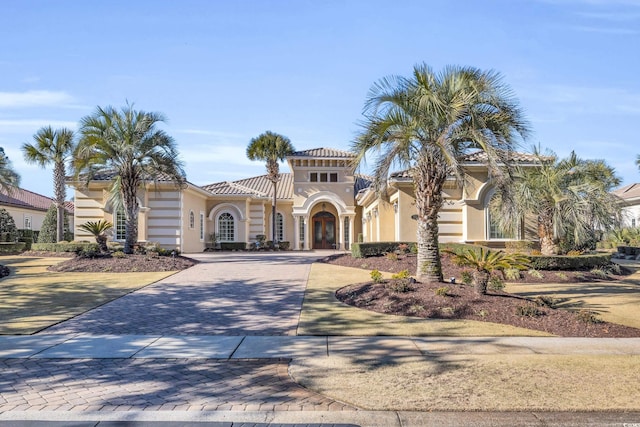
[0,90,75,108]
[0,119,78,131]
[570,25,639,34]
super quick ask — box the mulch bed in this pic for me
[323,253,640,337]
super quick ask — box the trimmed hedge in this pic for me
[617,246,640,256]
[351,242,414,258]
[0,242,26,254]
[31,242,100,253]
[528,252,611,270]
[220,242,247,251]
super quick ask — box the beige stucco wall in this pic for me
[178,186,209,253]
[207,198,250,245]
[2,205,48,232]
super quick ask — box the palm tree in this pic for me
[492,149,621,255]
[445,247,529,295]
[74,104,185,254]
[22,126,75,242]
[352,64,529,283]
[246,131,295,245]
[0,147,20,193]
[77,220,113,252]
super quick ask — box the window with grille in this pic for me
[275,212,284,242]
[218,212,235,241]
[189,211,195,229]
[115,207,126,240]
[199,212,205,240]
[343,217,350,249]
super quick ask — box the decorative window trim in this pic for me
[115,207,126,241]
[217,211,236,242]
[189,210,195,229]
[199,211,205,241]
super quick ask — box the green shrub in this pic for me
[220,242,247,251]
[576,310,603,324]
[112,250,126,258]
[0,242,26,253]
[0,208,18,242]
[554,272,568,280]
[77,245,100,258]
[435,286,450,297]
[527,253,611,270]
[386,278,413,293]
[32,242,100,253]
[278,241,290,250]
[606,263,622,275]
[351,242,414,258]
[391,269,410,280]
[504,268,521,281]
[370,269,383,283]
[461,270,473,285]
[590,268,608,279]
[527,269,544,279]
[37,205,69,243]
[516,305,543,317]
[488,276,505,291]
[533,296,559,308]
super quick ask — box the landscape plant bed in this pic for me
[43,253,197,273]
[325,253,640,337]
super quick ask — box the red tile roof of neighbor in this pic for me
[0,187,74,213]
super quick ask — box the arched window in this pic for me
[487,193,517,240]
[115,207,126,241]
[218,212,235,242]
[189,210,195,229]
[275,212,284,242]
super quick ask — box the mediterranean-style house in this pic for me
[0,187,74,234]
[69,147,539,252]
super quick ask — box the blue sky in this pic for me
[1,0,639,198]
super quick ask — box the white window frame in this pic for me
[199,211,205,241]
[115,207,126,241]
[24,216,32,230]
[274,212,285,242]
[217,211,236,242]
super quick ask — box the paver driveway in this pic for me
[43,252,325,336]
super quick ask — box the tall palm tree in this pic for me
[352,64,529,283]
[492,149,621,255]
[74,104,185,254]
[22,126,75,242]
[0,147,20,193]
[247,131,295,245]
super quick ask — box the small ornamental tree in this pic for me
[0,208,18,242]
[77,220,113,252]
[37,205,70,243]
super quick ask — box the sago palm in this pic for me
[445,247,529,295]
[352,64,529,283]
[0,147,20,193]
[22,126,75,242]
[77,220,113,252]
[491,149,621,255]
[74,104,185,254]
[247,131,295,244]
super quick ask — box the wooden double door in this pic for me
[312,211,336,249]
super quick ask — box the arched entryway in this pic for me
[312,211,336,249]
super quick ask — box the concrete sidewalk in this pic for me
[2,334,640,359]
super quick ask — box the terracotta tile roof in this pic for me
[202,173,294,200]
[612,183,640,201]
[70,170,182,182]
[289,148,355,158]
[0,187,73,213]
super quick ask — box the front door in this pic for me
[313,211,336,249]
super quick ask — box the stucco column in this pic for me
[303,215,310,250]
[293,215,300,251]
[338,214,344,250]
[138,207,150,242]
[348,215,354,250]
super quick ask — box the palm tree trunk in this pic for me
[272,180,277,245]
[122,173,139,254]
[538,206,558,255]
[414,159,446,283]
[54,161,66,242]
[474,270,490,295]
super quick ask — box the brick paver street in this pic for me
[0,358,353,412]
[44,253,320,336]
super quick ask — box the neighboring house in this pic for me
[0,187,74,233]
[612,183,640,228]
[68,147,540,252]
